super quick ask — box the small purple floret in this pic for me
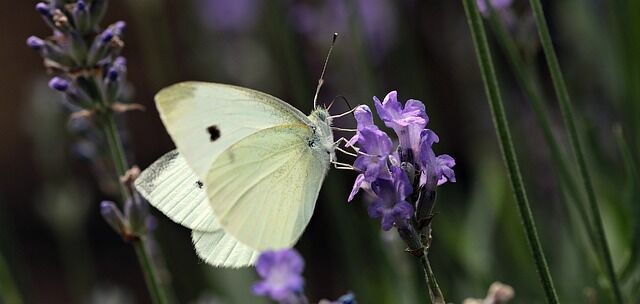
[27,36,45,50]
[35,2,51,17]
[112,21,126,35]
[75,0,86,12]
[48,77,69,91]
[252,249,305,302]
[367,166,414,231]
[374,91,428,156]
[99,29,114,44]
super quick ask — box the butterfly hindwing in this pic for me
[206,124,329,250]
[134,150,259,267]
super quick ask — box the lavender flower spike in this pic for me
[252,249,305,302]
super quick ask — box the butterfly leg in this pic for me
[332,161,356,171]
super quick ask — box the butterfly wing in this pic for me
[155,82,311,180]
[135,150,259,267]
[206,124,329,250]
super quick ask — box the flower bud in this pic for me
[124,192,149,237]
[73,0,92,34]
[26,36,45,51]
[100,200,127,236]
[48,77,69,92]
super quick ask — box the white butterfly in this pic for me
[135,81,345,267]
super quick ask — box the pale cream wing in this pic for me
[191,228,259,268]
[206,124,329,250]
[135,150,214,231]
[155,82,310,181]
[134,150,260,267]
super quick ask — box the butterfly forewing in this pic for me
[156,82,311,180]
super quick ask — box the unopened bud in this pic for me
[100,201,127,236]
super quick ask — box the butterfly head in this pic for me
[308,107,336,163]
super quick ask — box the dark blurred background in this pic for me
[1,0,638,303]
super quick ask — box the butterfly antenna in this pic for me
[313,33,338,109]
[327,95,351,111]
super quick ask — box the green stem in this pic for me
[484,1,599,258]
[461,1,560,303]
[420,252,444,304]
[0,249,23,304]
[397,225,444,304]
[100,113,170,304]
[527,1,624,302]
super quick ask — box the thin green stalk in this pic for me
[484,2,598,254]
[614,126,640,283]
[420,253,444,304]
[398,225,445,304]
[100,114,170,304]
[527,1,624,302]
[0,250,23,304]
[461,1,560,303]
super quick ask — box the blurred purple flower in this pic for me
[197,0,261,32]
[48,77,70,91]
[290,0,396,57]
[476,0,513,15]
[252,249,305,302]
[368,166,414,231]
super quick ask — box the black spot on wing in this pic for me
[207,125,221,142]
[196,181,203,188]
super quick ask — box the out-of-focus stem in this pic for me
[484,0,598,260]
[99,113,170,304]
[461,0,560,302]
[397,225,444,304]
[420,253,444,304]
[527,0,623,302]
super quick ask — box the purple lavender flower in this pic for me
[289,0,396,58]
[348,128,393,201]
[368,166,414,231]
[418,129,456,187]
[373,91,428,159]
[346,105,376,147]
[252,249,305,302]
[348,90,455,232]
